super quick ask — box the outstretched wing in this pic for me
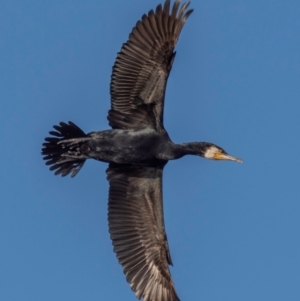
[108,0,193,132]
[107,164,179,301]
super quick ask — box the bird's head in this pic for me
[197,143,242,163]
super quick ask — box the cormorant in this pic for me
[42,1,242,300]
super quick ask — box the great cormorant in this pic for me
[42,1,242,300]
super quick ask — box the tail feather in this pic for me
[42,121,87,177]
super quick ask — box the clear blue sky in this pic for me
[1,1,299,300]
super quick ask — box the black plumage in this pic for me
[42,1,241,301]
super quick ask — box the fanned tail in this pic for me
[42,121,88,177]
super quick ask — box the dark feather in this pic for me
[109,0,193,132]
[107,164,179,301]
[41,122,87,178]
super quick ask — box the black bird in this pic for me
[42,1,242,300]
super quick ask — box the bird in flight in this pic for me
[42,1,242,300]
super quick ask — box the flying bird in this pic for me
[42,1,242,300]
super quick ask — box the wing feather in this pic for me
[108,0,193,131]
[107,164,179,301]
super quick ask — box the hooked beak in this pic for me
[214,152,243,163]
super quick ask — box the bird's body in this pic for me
[42,1,241,301]
[67,128,171,165]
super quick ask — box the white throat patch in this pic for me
[204,146,220,159]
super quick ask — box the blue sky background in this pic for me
[1,0,299,300]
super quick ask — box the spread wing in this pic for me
[108,0,193,132]
[107,164,179,301]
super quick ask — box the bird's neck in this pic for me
[162,142,206,160]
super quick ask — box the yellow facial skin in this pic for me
[213,150,242,163]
